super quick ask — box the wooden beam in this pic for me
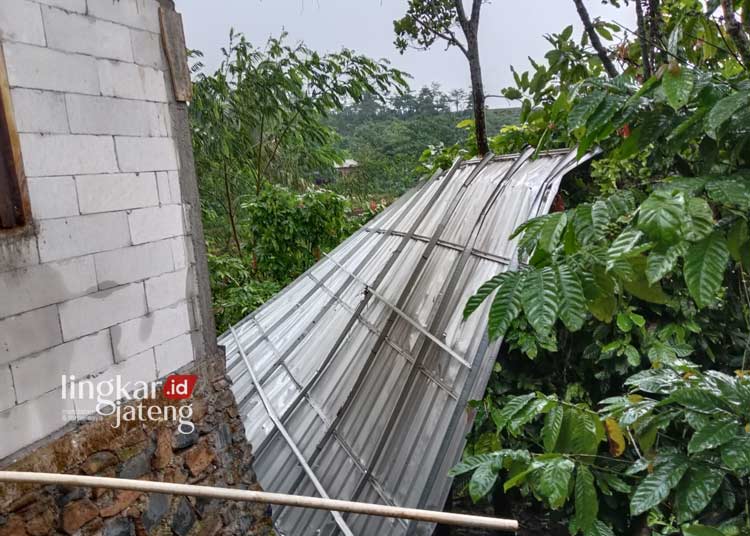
[159,7,192,102]
[0,471,520,532]
[0,43,30,229]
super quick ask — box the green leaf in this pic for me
[556,264,586,331]
[569,92,606,131]
[674,465,724,523]
[535,456,575,509]
[688,419,739,454]
[727,219,749,264]
[628,312,645,327]
[574,466,598,531]
[607,191,637,218]
[469,461,499,502]
[449,453,502,477]
[706,89,750,138]
[581,95,620,143]
[556,408,602,456]
[638,191,685,243]
[591,200,611,241]
[572,204,595,244]
[630,456,689,515]
[662,65,694,109]
[582,267,617,322]
[720,436,750,473]
[536,212,568,255]
[573,411,605,455]
[521,267,559,336]
[705,178,750,209]
[682,524,726,536]
[684,232,729,308]
[492,394,536,432]
[464,272,509,319]
[511,213,546,240]
[624,342,641,365]
[606,228,644,270]
[666,388,731,413]
[685,197,715,241]
[507,398,548,435]
[667,24,683,56]
[487,271,526,340]
[646,243,686,284]
[658,176,708,195]
[584,520,615,536]
[543,404,564,452]
[623,275,669,304]
[616,312,632,332]
[503,464,537,492]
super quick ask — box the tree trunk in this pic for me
[466,31,489,156]
[648,0,667,64]
[721,0,750,67]
[634,0,652,78]
[572,0,619,78]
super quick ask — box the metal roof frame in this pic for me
[220,148,591,535]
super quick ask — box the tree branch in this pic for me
[721,0,750,67]
[470,0,482,31]
[455,0,469,30]
[262,109,301,178]
[413,17,469,57]
[572,0,619,78]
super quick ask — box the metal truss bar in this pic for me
[229,326,355,536]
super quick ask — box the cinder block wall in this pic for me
[0,0,203,461]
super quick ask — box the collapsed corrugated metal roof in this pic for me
[219,148,590,535]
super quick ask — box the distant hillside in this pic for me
[327,87,520,198]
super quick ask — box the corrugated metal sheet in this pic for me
[219,148,589,535]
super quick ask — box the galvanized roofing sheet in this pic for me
[219,148,589,535]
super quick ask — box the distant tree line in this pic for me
[327,84,519,198]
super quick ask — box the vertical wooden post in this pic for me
[159,8,193,102]
[0,43,30,229]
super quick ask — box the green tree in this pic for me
[394,0,490,155]
[452,1,750,535]
[190,30,407,256]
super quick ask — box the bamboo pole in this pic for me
[0,471,519,532]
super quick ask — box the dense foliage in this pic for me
[449,1,750,535]
[191,32,405,331]
[327,86,519,197]
[207,184,369,332]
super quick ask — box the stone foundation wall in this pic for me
[0,354,273,536]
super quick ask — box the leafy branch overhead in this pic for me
[465,175,747,342]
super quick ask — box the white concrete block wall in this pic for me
[0,0,204,460]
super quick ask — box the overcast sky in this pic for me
[177,1,634,103]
